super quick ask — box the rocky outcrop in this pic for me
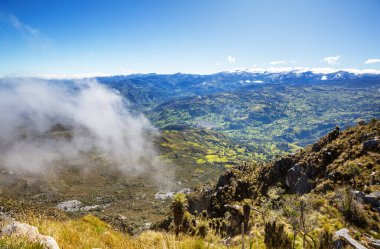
[353,190,380,213]
[1,221,60,249]
[285,164,315,194]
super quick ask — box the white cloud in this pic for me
[322,55,340,66]
[215,61,221,66]
[227,55,236,64]
[365,58,380,64]
[269,60,296,65]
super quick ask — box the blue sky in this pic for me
[1,0,380,77]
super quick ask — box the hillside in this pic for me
[177,119,380,248]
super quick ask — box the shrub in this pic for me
[196,222,208,238]
[340,188,368,228]
[264,221,292,249]
[318,230,334,249]
[170,193,188,235]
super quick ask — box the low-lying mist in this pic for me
[0,78,163,175]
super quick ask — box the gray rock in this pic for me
[363,138,379,151]
[286,164,302,188]
[334,228,367,249]
[81,205,103,212]
[154,191,174,200]
[286,164,313,194]
[39,235,60,249]
[352,190,366,202]
[293,175,313,195]
[56,200,83,212]
[364,192,380,207]
[370,239,380,249]
[1,221,40,240]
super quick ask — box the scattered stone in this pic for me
[334,228,367,249]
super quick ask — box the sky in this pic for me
[1,0,380,77]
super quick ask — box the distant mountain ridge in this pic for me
[96,70,380,110]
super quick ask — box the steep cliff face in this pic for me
[188,119,380,217]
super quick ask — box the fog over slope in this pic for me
[0,78,162,174]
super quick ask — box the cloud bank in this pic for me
[365,58,380,64]
[0,78,162,174]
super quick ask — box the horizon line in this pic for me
[1,66,380,80]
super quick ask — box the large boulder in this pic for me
[1,221,40,240]
[364,191,380,208]
[362,138,379,152]
[39,235,60,249]
[1,221,60,249]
